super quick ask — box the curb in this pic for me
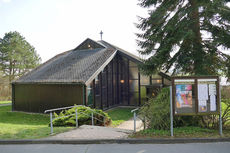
[0,138,230,145]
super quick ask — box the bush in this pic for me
[139,88,171,130]
[139,87,201,130]
[201,99,230,129]
[52,106,111,127]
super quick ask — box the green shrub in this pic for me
[52,106,111,127]
[139,88,171,130]
[201,99,230,129]
[139,87,201,130]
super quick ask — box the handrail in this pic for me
[131,107,139,132]
[131,107,139,113]
[44,105,107,135]
[44,105,84,113]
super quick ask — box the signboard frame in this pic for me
[171,76,220,116]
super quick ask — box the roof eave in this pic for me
[85,50,117,86]
[12,81,85,85]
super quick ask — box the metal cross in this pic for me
[100,30,103,40]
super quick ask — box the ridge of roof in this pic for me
[97,40,142,63]
[74,38,105,50]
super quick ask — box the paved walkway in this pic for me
[48,125,132,140]
[116,117,144,131]
[48,117,144,140]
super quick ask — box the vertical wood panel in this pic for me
[14,84,83,113]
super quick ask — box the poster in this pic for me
[176,84,193,108]
[198,100,207,112]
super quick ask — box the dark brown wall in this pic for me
[13,84,83,113]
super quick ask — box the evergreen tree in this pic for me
[0,31,41,82]
[137,0,230,76]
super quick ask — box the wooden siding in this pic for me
[13,84,83,113]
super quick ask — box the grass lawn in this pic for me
[107,107,133,127]
[131,126,230,138]
[0,101,11,104]
[0,106,73,139]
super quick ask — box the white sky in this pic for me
[0,0,148,62]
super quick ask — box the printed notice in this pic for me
[209,84,216,95]
[210,95,216,111]
[198,84,208,100]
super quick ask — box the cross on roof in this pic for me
[100,30,103,40]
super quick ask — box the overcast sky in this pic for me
[0,0,148,62]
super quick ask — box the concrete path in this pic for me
[117,117,144,131]
[48,125,133,140]
[48,116,143,140]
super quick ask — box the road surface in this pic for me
[1,142,230,153]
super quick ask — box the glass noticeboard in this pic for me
[172,76,219,116]
[197,79,217,113]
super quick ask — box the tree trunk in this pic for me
[189,0,205,75]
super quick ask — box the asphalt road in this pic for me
[1,142,230,153]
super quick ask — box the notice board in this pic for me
[172,76,220,116]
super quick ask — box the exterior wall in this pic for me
[86,54,164,110]
[13,84,83,113]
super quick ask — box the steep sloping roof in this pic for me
[13,38,170,85]
[14,44,116,84]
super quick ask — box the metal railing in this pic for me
[131,107,146,132]
[44,105,106,134]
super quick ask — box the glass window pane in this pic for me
[87,84,93,106]
[152,79,162,84]
[129,67,138,79]
[129,91,138,105]
[152,74,161,78]
[140,75,150,85]
[129,61,137,67]
[129,80,139,92]
[140,86,147,105]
